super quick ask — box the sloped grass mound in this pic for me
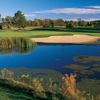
[0,67,65,100]
[0,79,35,100]
[0,78,64,100]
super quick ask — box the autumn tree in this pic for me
[33,18,42,26]
[42,19,50,27]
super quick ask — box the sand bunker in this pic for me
[31,35,100,44]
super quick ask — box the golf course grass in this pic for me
[0,30,100,38]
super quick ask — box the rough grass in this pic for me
[0,79,34,100]
[0,79,64,100]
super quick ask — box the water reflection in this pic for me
[0,37,36,54]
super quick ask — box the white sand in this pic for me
[31,35,100,44]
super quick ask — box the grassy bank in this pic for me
[0,79,35,100]
[0,67,100,100]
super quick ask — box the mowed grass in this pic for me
[0,30,100,38]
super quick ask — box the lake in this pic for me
[0,44,100,79]
[0,43,100,96]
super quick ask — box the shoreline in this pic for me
[31,35,100,44]
[36,42,100,45]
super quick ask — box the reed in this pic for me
[0,37,36,54]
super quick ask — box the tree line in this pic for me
[0,10,100,30]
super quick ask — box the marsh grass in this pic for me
[0,37,36,54]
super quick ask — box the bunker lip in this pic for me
[31,35,100,44]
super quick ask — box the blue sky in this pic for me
[0,0,100,20]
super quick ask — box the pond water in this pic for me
[0,44,100,77]
[0,42,100,96]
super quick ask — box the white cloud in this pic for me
[89,6,100,9]
[64,18,100,21]
[25,14,37,17]
[33,7,100,14]
[80,18,100,21]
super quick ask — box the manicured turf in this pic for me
[0,30,100,38]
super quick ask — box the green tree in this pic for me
[3,16,13,29]
[65,21,74,28]
[0,14,2,29]
[78,20,88,27]
[92,20,100,28]
[13,10,27,29]
[54,19,65,26]
[5,16,13,25]
[50,20,54,28]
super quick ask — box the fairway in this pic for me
[0,30,100,38]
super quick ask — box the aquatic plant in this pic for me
[62,74,79,99]
[46,78,58,94]
[73,56,100,63]
[20,74,31,85]
[32,78,44,96]
[1,68,14,80]
[0,37,36,54]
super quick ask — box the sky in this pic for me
[0,0,100,20]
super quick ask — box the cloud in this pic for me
[32,7,100,14]
[81,18,100,21]
[89,6,100,9]
[25,14,37,17]
[66,18,100,21]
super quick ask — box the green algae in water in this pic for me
[64,64,94,76]
[73,56,100,63]
[78,78,100,96]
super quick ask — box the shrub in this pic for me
[32,78,44,96]
[1,68,14,80]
